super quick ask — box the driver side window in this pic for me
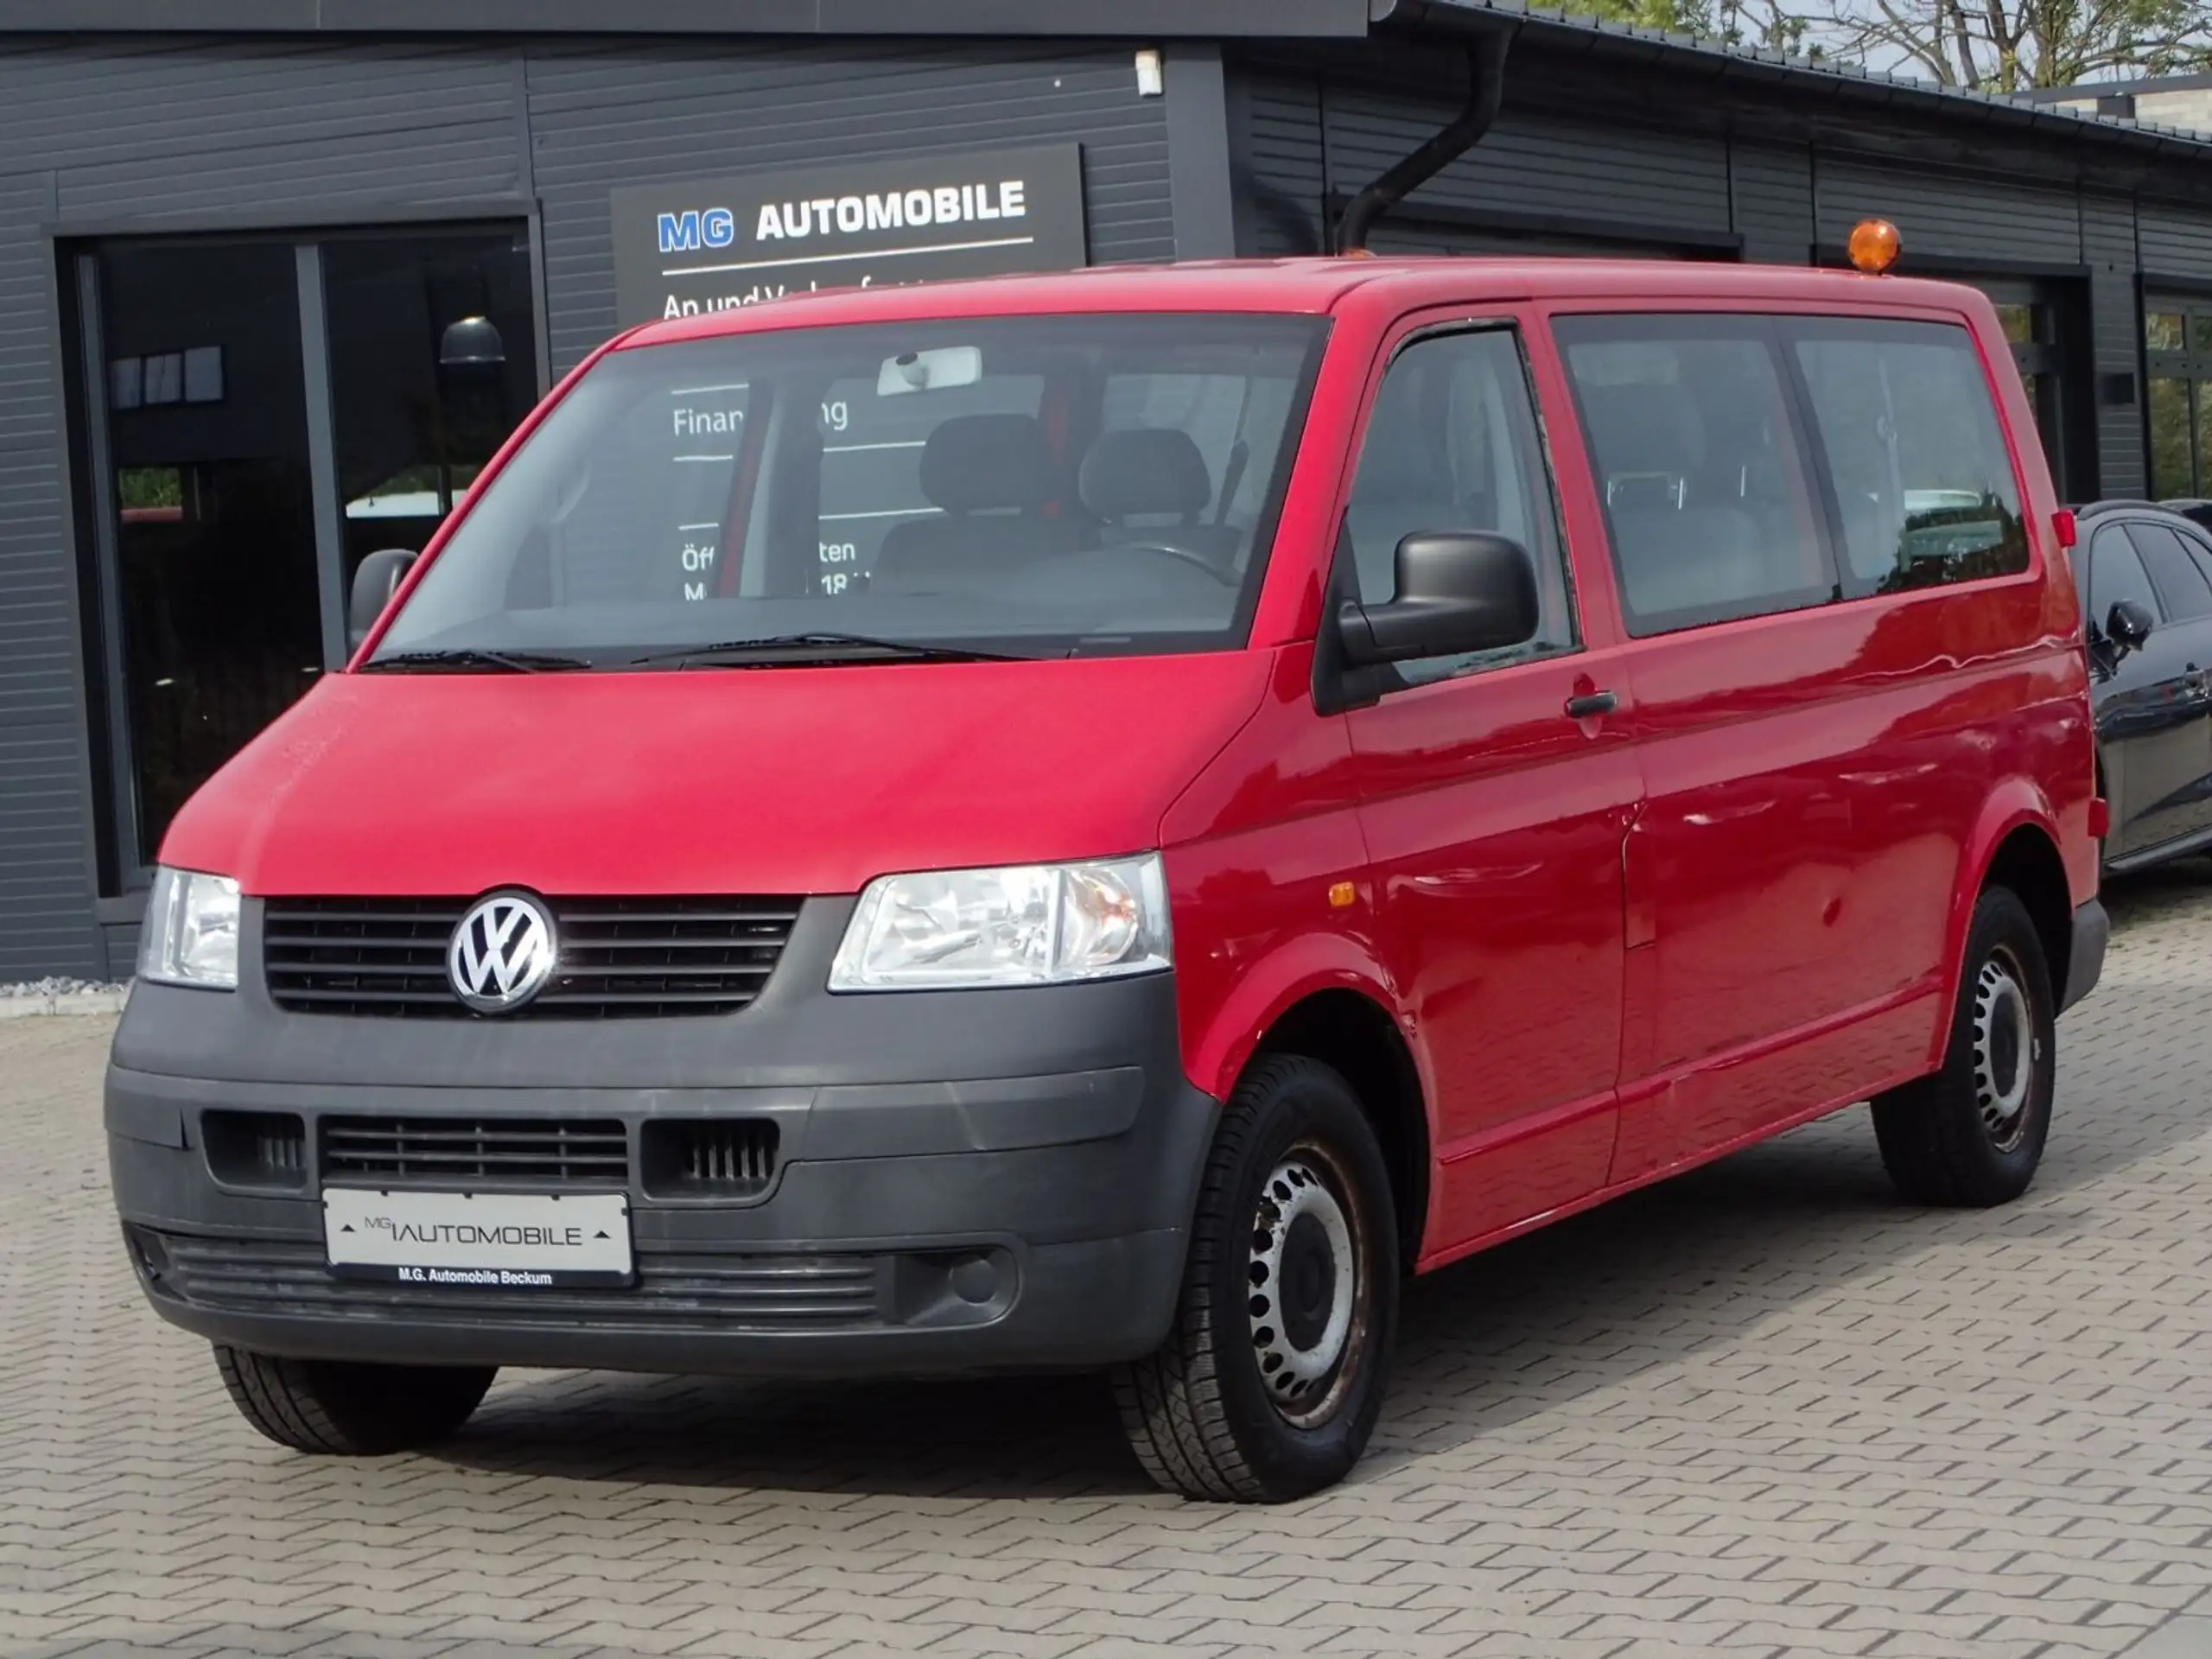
[1344,327,1575,687]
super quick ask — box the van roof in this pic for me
[618,257,1987,350]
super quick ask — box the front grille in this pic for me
[321,1116,630,1188]
[153,1234,884,1331]
[264,894,803,1018]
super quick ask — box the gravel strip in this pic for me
[0,978,130,1019]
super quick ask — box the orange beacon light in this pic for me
[1847,218,1902,274]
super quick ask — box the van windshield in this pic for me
[368,314,1326,668]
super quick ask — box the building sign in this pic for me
[608,143,1088,327]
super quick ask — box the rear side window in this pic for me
[2127,522,2212,620]
[1791,321,2029,598]
[1555,315,1832,637]
[2088,527,2162,631]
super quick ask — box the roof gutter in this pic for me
[1334,22,1514,253]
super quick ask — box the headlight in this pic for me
[137,866,241,990]
[829,854,1171,991]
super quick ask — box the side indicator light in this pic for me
[1847,218,1901,275]
[2055,508,2078,549]
[2089,798,2110,841]
[1328,881,1357,909]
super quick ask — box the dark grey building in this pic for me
[8,0,2212,980]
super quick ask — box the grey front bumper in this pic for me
[106,898,1218,1377]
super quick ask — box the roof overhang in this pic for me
[0,0,1370,35]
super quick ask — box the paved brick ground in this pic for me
[6,869,2212,1658]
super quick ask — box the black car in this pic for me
[2161,499,2212,534]
[2075,501,2212,873]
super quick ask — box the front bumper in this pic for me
[106,897,1217,1377]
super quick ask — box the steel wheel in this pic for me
[1246,1144,1369,1429]
[1972,946,2037,1152]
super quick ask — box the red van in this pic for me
[108,257,2104,1502]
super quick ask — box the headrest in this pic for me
[1079,428,1214,521]
[918,414,1053,513]
[1577,384,1707,480]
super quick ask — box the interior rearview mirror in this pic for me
[1336,531,1540,669]
[348,549,419,652]
[2107,597,2155,654]
[877,346,982,397]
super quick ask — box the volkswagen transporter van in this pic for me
[109,255,2105,1502]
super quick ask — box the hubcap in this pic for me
[1973,949,2037,1151]
[1247,1153,1359,1427]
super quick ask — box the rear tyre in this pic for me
[1872,887,2056,1207]
[1111,1054,1399,1503]
[213,1345,496,1454]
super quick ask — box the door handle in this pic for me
[1565,689,1618,720]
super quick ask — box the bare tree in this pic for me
[1819,0,2209,88]
[1580,0,2207,85]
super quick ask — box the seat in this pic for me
[1078,428,1243,570]
[870,413,1078,594]
[1579,384,1764,619]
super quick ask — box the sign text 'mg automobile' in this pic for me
[656,178,1030,255]
[609,143,1085,327]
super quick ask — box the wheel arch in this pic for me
[1946,782,2073,1039]
[1249,988,1431,1273]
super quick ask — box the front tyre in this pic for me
[1872,887,2056,1207]
[1112,1054,1399,1502]
[214,1346,496,1454]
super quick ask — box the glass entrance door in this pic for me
[1974,280,2075,499]
[67,225,540,882]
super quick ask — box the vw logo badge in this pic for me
[447,890,558,1014]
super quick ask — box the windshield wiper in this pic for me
[359,648,594,674]
[626,632,1037,668]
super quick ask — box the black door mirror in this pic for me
[1337,531,1539,669]
[2107,597,2155,654]
[347,548,418,652]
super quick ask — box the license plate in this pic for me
[323,1187,633,1288]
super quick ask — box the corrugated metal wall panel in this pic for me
[1732,142,1814,264]
[526,40,1173,372]
[2139,200,2212,280]
[8,37,523,220]
[1815,155,2082,264]
[0,164,99,981]
[1323,86,1731,238]
[2082,195,2143,501]
[1231,67,1327,257]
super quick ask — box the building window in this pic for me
[2145,300,2212,500]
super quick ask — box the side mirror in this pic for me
[2107,597,2155,654]
[1337,531,1539,668]
[348,549,418,652]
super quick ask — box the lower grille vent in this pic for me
[321,1116,629,1188]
